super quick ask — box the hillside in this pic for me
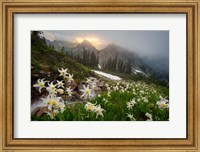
[31,32,97,100]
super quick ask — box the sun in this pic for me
[75,36,107,49]
[76,37,99,44]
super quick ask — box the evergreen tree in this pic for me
[106,57,112,69]
[61,46,65,55]
[125,61,132,74]
[96,56,99,66]
[90,51,96,67]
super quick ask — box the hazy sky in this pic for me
[43,30,169,63]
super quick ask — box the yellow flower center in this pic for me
[161,103,166,107]
[52,101,57,106]
[87,104,93,111]
[40,83,44,87]
[58,89,63,94]
[85,89,90,94]
[47,100,51,105]
[60,105,65,109]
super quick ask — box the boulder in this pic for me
[98,80,105,87]
[31,107,40,116]
[94,86,101,91]
[36,106,48,117]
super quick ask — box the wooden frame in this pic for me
[0,0,199,151]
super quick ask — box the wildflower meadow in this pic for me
[32,67,169,121]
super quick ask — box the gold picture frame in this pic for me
[0,0,199,151]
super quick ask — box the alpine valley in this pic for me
[46,39,169,83]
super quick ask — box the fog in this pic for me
[43,30,169,72]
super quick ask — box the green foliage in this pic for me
[31,32,97,82]
[32,80,169,121]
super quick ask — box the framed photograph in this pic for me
[0,0,199,151]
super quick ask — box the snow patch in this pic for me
[93,70,121,80]
[133,69,148,77]
[98,64,102,69]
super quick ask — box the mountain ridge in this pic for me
[45,38,168,81]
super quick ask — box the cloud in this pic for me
[43,31,56,42]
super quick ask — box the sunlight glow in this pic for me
[75,37,107,49]
[76,37,99,44]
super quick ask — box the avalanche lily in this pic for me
[126,113,136,121]
[156,98,169,109]
[80,85,92,99]
[95,105,105,118]
[66,87,73,97]
[33,78,46,93]
[56,80,64,88]
[65,73,74,83]
[57,88,64,94]
[46,82,57,95]
[41,95,61,110]
[59,101,65,113]
[58,68,68,77]
[85,102,96,111]
[145,112,153,121]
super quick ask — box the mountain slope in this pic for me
[45,37,168,81]
[31,32,96,83]
[99,43,151,75]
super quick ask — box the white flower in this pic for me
[127,99,137,110]
[56,80,64,88]
[58,68,68,77]
[145,112,153,121]
[127,102,133,110]
[103,98,108,103]
[47,111,54,119]
[48,109,59,119]
[46,82,57,95]
[59,102,65,113]
[130,99,137,106]
[126,113,136,121]
[107,91,111,97]
[107,87,111,91]
[66,87,73,97]
[95,105,105,118]
[156,99,169,109]
[33,78,46,92]
[65,73,74,83]
[86,78,92,83]
[80,85,92,99]
[142,97,148,103]
[85,102,96,111]
[57,88,64,94]
[41,95,61,110]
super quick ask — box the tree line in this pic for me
[102,54,132,74]
[66,48,99,68]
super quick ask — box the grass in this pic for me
[32,79,169,121]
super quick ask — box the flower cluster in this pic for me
[41,95,65,118]
[32,67,169,121]
[85,102,105,118]
[33,68,76,118]
[80,77,97,99]
[126,99,137,110]
[33,68,106,120]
